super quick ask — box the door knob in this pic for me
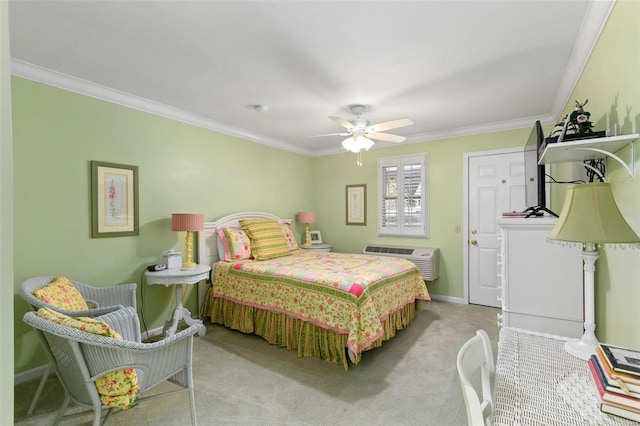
[471,229,477,234]
[470,239,478,246]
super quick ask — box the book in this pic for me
[501,211,527,217]
[600,403,640,423]
[601,343,640,376]
[588,357,640,411]
[501,211,543,218]
[591,355,640,398]
[596,346,640,394]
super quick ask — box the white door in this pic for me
[467,150,527,307]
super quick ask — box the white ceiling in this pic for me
[8,1,614,156]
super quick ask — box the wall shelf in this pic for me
[538,133,638,178]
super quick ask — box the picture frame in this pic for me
[346,184,367,225]
[309,230,323,244]
[91,161,139,238]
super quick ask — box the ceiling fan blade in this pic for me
[302,132,350,138]
[329,116,355,131]
[367,118,413,132]
[367,132,406,143]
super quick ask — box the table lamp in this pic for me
[548,182,640,360]
[297,211,316,246]
[171,213,204,269]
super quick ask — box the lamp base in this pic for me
[303,223,312,246]
[181,261,197,270]
[564,338,597,360]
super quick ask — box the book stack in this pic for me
[587,343,640,422]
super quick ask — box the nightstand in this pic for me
[145,264,211,337]
[300,243,332,252]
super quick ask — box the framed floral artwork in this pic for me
[91,161,139,238]
[346,184,367,225]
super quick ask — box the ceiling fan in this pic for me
[312,105,414,153]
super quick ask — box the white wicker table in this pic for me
[493,327,639,425]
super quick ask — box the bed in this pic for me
[197,212,430,369]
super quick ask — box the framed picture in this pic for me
[346,184,367,225]
[310,230,323,244]
[91,161,139,238]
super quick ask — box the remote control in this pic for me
[147,264,167,272]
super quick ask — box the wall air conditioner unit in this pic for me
[362,245,439,281]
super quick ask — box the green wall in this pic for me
[312,129,526,299]
[11,78,314,374]
[559,1,640,347]
[11,1,640,379]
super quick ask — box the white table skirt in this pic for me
[493,327,639,426]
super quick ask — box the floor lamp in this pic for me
[548,182,640,360]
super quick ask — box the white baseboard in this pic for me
[16,326,166,385]
[429,294,466,304]
[14,364,49,385]
[141,326,164,341]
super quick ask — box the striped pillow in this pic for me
[239,219,290,260]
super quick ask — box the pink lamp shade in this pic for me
[297,211,316,224]
[171,213,204,232]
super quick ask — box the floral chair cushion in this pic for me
[37,307,139,409]
[32,276,89,311]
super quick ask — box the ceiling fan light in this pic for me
[342,137,359,153]
[358,135,374,151]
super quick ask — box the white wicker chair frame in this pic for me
[23,307,200,426]
[20,276,137,417]
[20,276,137,317]
[457,329,495,426]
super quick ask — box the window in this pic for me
[378,153,429,237]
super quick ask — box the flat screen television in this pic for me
[523,120,557,217]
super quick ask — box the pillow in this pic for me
[217,228,252,261]
[33,276,89,311]
[239,219,290,260]
[280,222,299,250]
[37,307,139,409]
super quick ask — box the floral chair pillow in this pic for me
[37,307,139,409]
[33,276,89,311]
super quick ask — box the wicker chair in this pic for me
[23,306,200,426]
[20,276,137,416]
[20,276,137,317]
[457,329,495,426]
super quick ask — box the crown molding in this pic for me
[549,0,615,120]
[10,59,313,156]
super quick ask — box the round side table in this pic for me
[300,243,332,252]
[145,264,211,337]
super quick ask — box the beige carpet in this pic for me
[14,300,499,425]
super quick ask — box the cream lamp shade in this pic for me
[548,182,640,360]
[549,182,640,245]
[297,211,316,247]
[172,213,204,269]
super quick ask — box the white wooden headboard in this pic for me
[197,211,291,268]
[196,212,291,313]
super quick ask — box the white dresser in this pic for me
[497,217,584,338]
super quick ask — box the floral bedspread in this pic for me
[210,249,430,356]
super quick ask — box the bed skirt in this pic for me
[203,294,418,370]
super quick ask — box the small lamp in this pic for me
[297,211,316,246]
[548,182,640,360]
[172,213,204,269]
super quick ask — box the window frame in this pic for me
[377,153,429,238]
